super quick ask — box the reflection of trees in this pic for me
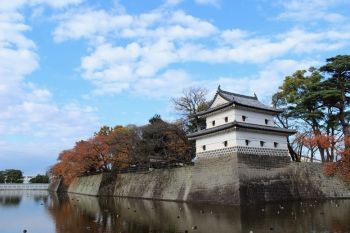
[47,192,241,233]
[47,193,142,233]
[0,190,49,207]
[46,192,350,233]
[0,195,22,207]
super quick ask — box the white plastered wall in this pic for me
[234,109,275,126]
[206,108,275,129]
[210,94,228,108]
[195,130,288,154]
[236,131,288,149]
[196,131,236,152]
[206,109,235,129]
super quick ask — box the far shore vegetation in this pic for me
[50,55,350,186]
[0,170,49,184]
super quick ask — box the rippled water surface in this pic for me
[0,190,350,233]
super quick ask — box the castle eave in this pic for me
[187,121,296,140]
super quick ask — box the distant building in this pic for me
[187,86,296,159]
[23,176,34,184]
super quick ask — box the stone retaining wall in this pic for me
[63,152,350,205]
[238,154,350,204]
[114,154,240,205]
[48,178,62,192]
[68,174,103,196]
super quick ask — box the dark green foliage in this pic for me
[0,169,24,183]
[137,115,194,164]
[29,174,50,183]
[95,125,113,136]
[320,55,350,147]
[273,55,350,162]
[0,171,5,183]
[149,114,162,124]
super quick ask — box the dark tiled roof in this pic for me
[196,86,282,116]
[195,102,233,117]
[187,121,296,139]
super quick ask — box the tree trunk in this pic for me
[338,76,349,149]
[287,137,300,162]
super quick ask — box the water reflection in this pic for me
[48,193,242,233]
[48,193,350,233]
[0,190,350,233]
[0,195,22,207]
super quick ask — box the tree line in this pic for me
[0,169,24,183]
[50,115,194,185]
[0,169,49,183]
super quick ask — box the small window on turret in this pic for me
[265,119,269,125]
[224,141,228,147]
[202,145,206,151]
[260,141,265,147]
[212,120,215,126]
[274,142,278,148]
[242,115,246,121]
[245,140,250,146]
[225,117,228,122]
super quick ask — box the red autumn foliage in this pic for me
[50,126,136,186]
[324,136,350,182]
[299,132,335,151]
[50,121,193,187]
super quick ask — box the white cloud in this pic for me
[164,0,184,6]
[132,69,193,98]
[0,1,99,173]
[209,59,321,103]
[68,11,350,96]
[53,9,218,42]
[50,1,350,100]
[179,28,350,64]
[195,0,220,7]
[0,0,83,11]
[277,0,348,23]
[53,9,133,42]
[0,10,39,107]
[220,29,249,45]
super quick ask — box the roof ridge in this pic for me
[219,88,257,100]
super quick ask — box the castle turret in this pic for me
[187,86,296,159]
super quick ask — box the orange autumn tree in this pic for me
[324,136,350,181]
[107,126,136,170]
[50,117,194,186]
[50,125,135,186]
[50,149,84,186]
[297,132,337,162]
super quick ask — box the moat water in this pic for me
[0,190,350,233]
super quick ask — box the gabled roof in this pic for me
[195,86,282,116]
[187,121,296,140]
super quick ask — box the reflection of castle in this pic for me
[188,86,296,159]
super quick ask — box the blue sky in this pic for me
[1,0,350,175]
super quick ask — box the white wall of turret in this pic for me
[210,94,228,108]
[195,131,236,152]
[206,109,235,129]
[205,108,275,129]
[196,130,288,154]
[235,131,288,149]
